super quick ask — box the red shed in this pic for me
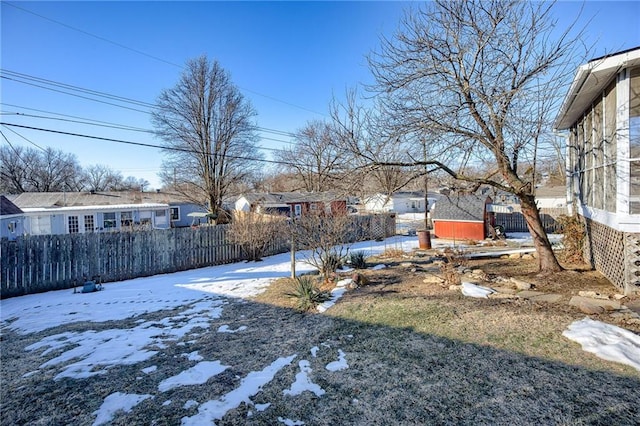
[432,194,493,241]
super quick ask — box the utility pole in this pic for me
[290,211,296,279]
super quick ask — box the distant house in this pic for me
[431,194,493,241]
[7,191,207,235]
[363,191,440,214]
[534,186,568,210]
[0,196,25,241]
[554,46,640,294]
[234,192,348,217]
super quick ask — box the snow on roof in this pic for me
[21,203,169,213]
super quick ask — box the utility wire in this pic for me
[0,122,298,167]
[0,74,300,138]
[1,124,47,151]
[4,1,327,117]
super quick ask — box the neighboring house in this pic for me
[363,191,440,214]
[534,186,569,210]
[431,194,493,241]
[234,192,348,217]
[1,195,25,241]
[554,46,640,294]
[7,191,207,235]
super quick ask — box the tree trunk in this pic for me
[519,194,563,273]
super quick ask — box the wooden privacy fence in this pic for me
[495,208,568,234]
[1,214,395,299]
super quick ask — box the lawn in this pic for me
[1,236,639,425]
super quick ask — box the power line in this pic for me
[2,112,155,134]
[4,1,327,117]
[0,122,298,167]
[1,124,47,151]
[0,73,300,139]
[0,103,151,132]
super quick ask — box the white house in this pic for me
[9,192,172,235]
[554,46,640,294]
[363,191,440,214]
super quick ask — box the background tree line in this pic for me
[0,144,150,194]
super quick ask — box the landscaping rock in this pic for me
[423,275,445,284]
[508,253,521,259]
[522,254,534,260]
[578,291,610,300]
[516,290,545,299]
[530,294,563,303]
[510,278,532,291]
[569,296,622,311]
[613,294,626,300]
[448,284,462,291]
[578,302,605,315]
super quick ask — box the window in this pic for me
[7,221,17,233]
[68,216,79,234]
[103,212,116,229]
[170,207,180,221]
[155,209,167,226]
[84,215,95,232]
[294,204,302,217]
[121,211,133,227]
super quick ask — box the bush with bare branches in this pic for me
[227,211,289,261]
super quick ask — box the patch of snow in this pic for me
[25,300,224,380]
[141,365,157,374]
[317,283,349,313]
[325,349,349,372]
[181,355,297,425]
[310,346,319,357]
[278,417,305,425]
[254,402,271,412]
[181,351,203,361]
[461,282,495,299]
[283,360,325,397]
[371,264,386,270]
[92,392,153,426]
[158,361,229,392]
[162,400,172,406]
[563,318,640,371]
[218,324,247,333]
[183,400,199,409]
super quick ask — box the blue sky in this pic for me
[1,1,639,190]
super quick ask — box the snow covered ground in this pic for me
[1,234,638,425]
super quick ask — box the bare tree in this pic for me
[0,145,83,193]
[152,55,261,220]
[279,120,346,193]
[83,164,124,191]
[342,0,583,273]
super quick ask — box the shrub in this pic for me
[284,276,332,312]
[348,251,368,269]
[439,247,466,286]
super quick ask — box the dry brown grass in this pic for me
[2,254,639,425]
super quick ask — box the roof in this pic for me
[554,46,640,130]
[432,194,491,222]
[239,192,346,205]
[10,191,193,209]
[535,186,567,198]
[21,203,169,214]
[1,195,24,216]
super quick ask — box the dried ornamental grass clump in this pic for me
[284,276,331,312]
[556,215,585,264]
[347,251,368,269]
